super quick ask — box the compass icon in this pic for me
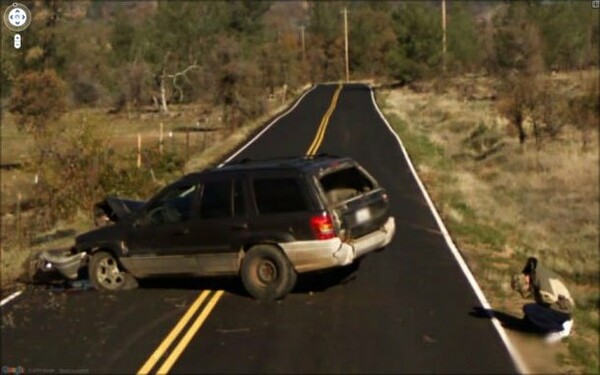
[4,3,31,32]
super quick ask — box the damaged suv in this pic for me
[42,155,395,300]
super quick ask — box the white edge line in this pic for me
[369,87,529,375]
[0,290,24,307]
[217,85,317,168]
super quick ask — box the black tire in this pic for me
[89,251,138,291]
[241,244,297,301]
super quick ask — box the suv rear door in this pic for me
[316,163,390,240]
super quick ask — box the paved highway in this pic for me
[1,84,521,374]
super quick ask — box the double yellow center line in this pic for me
[137,84,343,375]
[306,84,343,156]
[137,290,224,374]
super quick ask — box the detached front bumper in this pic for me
[281,217,396,273]
[37,249,88,280]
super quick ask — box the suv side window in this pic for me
[200,180,232,219]
[253,177,307,214]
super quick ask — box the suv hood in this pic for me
[94,197,145,226]
[75,222,128,248]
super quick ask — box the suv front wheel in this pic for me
[89,251,138,291]
[241,244,297,301]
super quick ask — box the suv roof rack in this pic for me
[226,153,339,166]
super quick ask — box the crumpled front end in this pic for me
[31,196,141,282]
[94,196,145,227]
[37,249,88,280]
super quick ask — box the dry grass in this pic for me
[380,71,599,374]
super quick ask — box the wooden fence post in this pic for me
[159,122,164,155]
[185,129,190,162]
[16,193,22,251]
[137,133,142,168]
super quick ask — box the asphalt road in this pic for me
[1,84,519,374]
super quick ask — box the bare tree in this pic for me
[166,63,199,103]
[152,52,199,114]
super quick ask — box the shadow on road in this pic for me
[294,260,361,294]
[140,276,247,296]
[470,306,545,336]
[20,259,362,300]
[138,261,362,299]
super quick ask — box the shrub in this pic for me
[26,122,185,228]
[9,70,68,136]
[71,79,100,106]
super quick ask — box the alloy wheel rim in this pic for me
[97,256,124,289]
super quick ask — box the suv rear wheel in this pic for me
[89,251,138,291]
[241,244,297,301]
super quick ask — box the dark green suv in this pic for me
[40,156,396,300]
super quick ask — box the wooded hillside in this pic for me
[2,1,597,127]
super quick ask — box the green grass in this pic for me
[385,111,510,251]
[567,336,599,374]
[450,219,508,249]
[385,113,449,172]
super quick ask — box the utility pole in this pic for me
[442,0,447,72]
[343,7,349,82]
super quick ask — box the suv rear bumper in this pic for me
[280,217,395,273]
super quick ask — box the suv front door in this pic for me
[123,181,200,276]
[183,177,249,275]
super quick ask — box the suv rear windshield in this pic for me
[253,177,308,214]
[320,166,374,204]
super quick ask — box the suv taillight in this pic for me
[310,213,335,240]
